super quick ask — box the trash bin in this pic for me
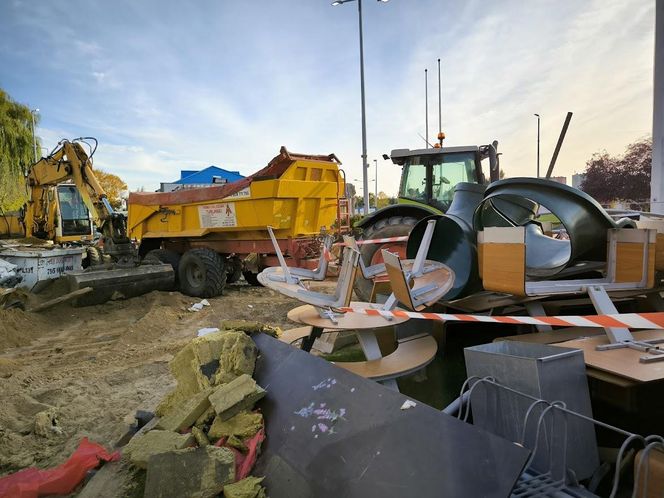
[464,340,599,481]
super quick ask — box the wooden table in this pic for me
[288,303,413,389]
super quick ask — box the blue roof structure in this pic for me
[175,166,245,185]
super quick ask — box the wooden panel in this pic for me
[477,241,484,279]
[614,242,645,283]
[635,448,664,498]
[555,329,664,383]
[481,242,526,296]
[655,233,664,271]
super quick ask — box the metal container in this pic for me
[0,247,84,290]
[464,341,599,480]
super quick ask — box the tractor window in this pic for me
[430,152,477,211]
[400,161,427,203]
[57,186,92,236]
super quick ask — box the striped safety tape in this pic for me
[333,235,408,247]
[337,307,664,330]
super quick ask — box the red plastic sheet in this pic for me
[0,438,120,498]
[214,428,266,481]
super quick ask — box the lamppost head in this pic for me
[331,0,344,5]
[534,113,539,118]
[32,108,39,113]
[377,0,390,2]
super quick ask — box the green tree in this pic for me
[581,137,651,207]
[0,89,40,211]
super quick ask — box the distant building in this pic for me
[549,176,567,185]
[160,166,245,192]
[572,173,586,189]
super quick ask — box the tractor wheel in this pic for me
[242,271,262,287]
[354,215,419,302]
[226,257,243,284]
[144,249,182,288]
[178,248,227,298]
[86,246,103,267]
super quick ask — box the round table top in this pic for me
[287,302,410,330]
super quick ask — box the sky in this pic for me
[0,0,656,195]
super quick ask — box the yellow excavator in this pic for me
[0,138,173,303]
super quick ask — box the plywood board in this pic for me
[251,333,529,498]
[555,329,664,383]
[481,243,526,296]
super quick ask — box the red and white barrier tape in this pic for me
[333,235,408,247]
[337,307,664,329]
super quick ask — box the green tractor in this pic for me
[353,140,501,300]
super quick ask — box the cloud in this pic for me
[2,0,655,196]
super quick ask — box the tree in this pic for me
[580,138,651,206]
[95,169,128,209]
[0,89,40,211]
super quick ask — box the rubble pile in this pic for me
[121,321,274,498]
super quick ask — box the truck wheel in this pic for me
[86,247,102,267]
[178,248,227,297]
[242,271,262,286]
[144,249,182,288]
[226,257,243,284]
[355,215,418,301]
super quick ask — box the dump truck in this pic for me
[127,146,347,298]
[353,136,500,300]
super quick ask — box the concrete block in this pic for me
[156,388,213,432]
[122,430,194,469]
[192,426,210,446]
[208,411,263,440]
[208,374,266,421]
[220,319,280,337]
[213,331,258,385]
[144,446,235,498]
[223,476,266,498]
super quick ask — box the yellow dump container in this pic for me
[128,147,345,261]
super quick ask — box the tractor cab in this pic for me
[390,143,498,213]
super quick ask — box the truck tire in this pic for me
[355,215,418,302]
[86,246,102,267]
[178,248,227,298]
[144,249,182,288]
[242,271,262,287]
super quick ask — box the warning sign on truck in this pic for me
[198,203,237,228]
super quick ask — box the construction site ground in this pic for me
[0,279,306,483]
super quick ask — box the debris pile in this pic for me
[120,321,272,498]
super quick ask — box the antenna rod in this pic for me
[438,58,442,134]
[425,69,429,149]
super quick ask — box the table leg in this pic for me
[301,326,323,352]
[357,330,383,361]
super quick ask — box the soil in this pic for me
[0,278,306,482]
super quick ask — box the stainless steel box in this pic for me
[464,341,599,480]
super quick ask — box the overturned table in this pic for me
[286,303,438,390]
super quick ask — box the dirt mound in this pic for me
[0,309,47,352]
[119,292,192,344]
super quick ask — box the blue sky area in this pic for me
[0,0,655,194]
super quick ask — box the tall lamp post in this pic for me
[332,0,389,215]
[30,108,39,163]
[373,158,378,208]
[534,113,540,178]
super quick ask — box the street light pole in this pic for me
[332,0,388,215]
[534,113,540,178]
[357,0,369,215]
[373,158,378,208]
[30,108,39,163]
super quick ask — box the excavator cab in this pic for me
[54,184,94,241]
